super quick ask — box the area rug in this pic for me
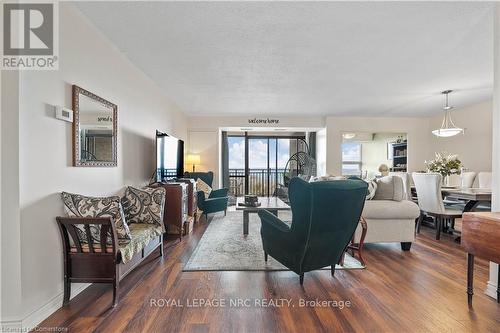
[184,211,365,271]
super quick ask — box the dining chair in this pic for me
[478,172,492,189]
[412,173,462,240]
[461,172,477,188]
[447,174,461,187]
[443,172,476,208]
[476,172,492,211]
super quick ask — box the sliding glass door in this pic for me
[228,136,246,196]
[228,134,306,197]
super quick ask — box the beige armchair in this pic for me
[356,174,420,251]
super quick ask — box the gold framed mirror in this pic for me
[72,85,117,167]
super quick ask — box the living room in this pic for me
[1,1,499,332]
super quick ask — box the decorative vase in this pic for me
[442,175,450,187]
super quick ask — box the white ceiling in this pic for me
[75,1,494,117]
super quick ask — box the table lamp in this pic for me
[186,154,201,172]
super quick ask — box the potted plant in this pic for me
[425,152,462,186]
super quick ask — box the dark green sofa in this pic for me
[184,171,229,219]
[258,177,367,284]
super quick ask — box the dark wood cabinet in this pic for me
[152,182,188,240]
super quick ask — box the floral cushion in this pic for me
[121,186,165,230]
[69,224,163,264]
[118,223,163,264]
[61,192,132,242]
[196,178,212,216]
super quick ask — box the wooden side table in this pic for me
[341,217,367,266]
[150,182,188,241]
[462,212,500,305]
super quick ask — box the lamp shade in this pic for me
[432,128,464,137]
[186,154,201,166]
[432,90,464,138]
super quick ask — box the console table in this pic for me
[461,212,500,305]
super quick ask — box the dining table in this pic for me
[440,187,492,212]
[411,186,492,212]
[411,186,492,241]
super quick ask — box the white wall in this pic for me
[326,116,432,175]
[2,3,188,329]
[1,71,23,324]
[430,101,492,173]
[487,3,500,301]
[187,129,219,182]
[358,133,406,179]
[189,116,326,130]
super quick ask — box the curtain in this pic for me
[308,132,317,159]
[221,131,230,189]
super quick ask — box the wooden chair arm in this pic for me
[56,216,119,256]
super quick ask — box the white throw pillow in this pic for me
[365,179,378,200]
[373,176,404,201]
[309,175,347,182]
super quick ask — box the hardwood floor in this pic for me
[38,217,499,332]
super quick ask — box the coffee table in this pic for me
[235,197,290,235]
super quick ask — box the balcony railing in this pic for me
[229,168,286,197]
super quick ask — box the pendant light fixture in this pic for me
[432,90,464,137]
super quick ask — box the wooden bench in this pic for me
[56,216,163,307]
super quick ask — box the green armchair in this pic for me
[258,177,368,284]
[184,171,229,219]
[184,171,214,187]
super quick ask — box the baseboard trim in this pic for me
[0,318,23,331]
[0,283,89,332]
[485,281,498,300]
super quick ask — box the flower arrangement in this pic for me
[425,152,462,177]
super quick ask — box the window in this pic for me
[342,142,362,176]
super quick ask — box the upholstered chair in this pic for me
[184,171,214,188]
[412,173,462,240]
[461,172,477,188]
[443,172,476,209]
[474,172,492,211]
[184,171,229,219]
[258,177,367,285]
[478,172,492,189]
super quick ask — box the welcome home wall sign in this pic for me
[247,118,280,125]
